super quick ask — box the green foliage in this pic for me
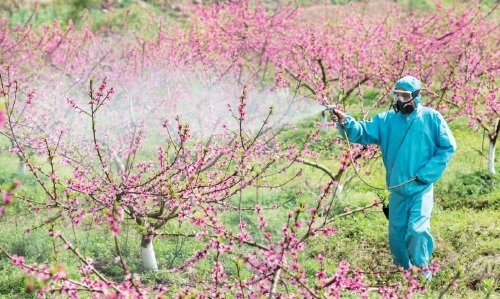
[0,264,34,299]
[438,171,500,210]
[308,210,392,270]
[430,209,499,293]
[279,115,318,142]
[1,228,52,264]
[399,0,436,12]
[479,277,498,299]
[52,0,101,24]
[140,268,191,293]
[5,0,167,31]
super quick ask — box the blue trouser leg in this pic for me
[389,192,412,269]
[388,186,434,270]
[406,186,434,269]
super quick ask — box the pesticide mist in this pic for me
[9,65,326,162]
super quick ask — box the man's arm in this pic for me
[334,112,381,146]
[415,116,457,184]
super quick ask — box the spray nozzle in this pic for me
[324,104,341,118]
[324,104,337,112]
[321,104,340,125]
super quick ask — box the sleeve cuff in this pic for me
[338,113,353,127]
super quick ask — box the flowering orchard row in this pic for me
[0,1,498,298]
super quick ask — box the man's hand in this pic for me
[329,108,347,123]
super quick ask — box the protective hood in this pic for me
[395,76,421,107]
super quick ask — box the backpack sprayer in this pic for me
[323,103,418,219]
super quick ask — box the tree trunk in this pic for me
[488,139,496,175]
[141,235,158,271]
[269,267,281,299]
[17,162,26,174]
[488,119,499,175]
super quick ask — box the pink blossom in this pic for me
[2,190,13,204]
[317,254,324,263]
[11,255,25,265]
[0,109,5,129]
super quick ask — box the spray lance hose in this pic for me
[324,104,416,191]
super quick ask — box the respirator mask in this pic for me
[392,89,420,115]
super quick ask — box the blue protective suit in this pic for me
[338,76,456,273]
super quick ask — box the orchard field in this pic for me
[0,0,499,298]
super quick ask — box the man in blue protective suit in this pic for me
[329,76,456,280]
